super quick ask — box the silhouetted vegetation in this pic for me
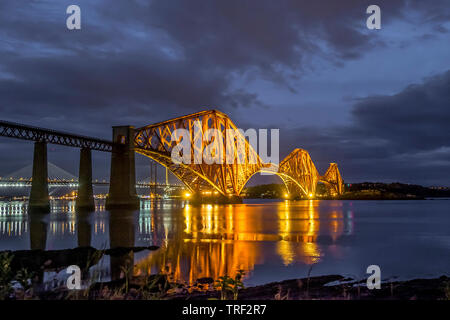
[346,182,450,198]
[214,270,245,300]
[242,184,286,199]
[0,252,35,300]
[339,183,450,200]
[1,246,158,274]
[2,249,448,300]
[242,182,450,200]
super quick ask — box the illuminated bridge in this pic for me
[0,110,343,212]
[134,110,343,199]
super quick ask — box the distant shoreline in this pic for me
[38,274,450,300]
[166,274,450,300]
[243,182,450,200]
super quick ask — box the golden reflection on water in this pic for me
[0,200,353,284]
[276,200,321,265]
[136,200,350,285]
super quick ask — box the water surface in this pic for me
[0,199,449,286]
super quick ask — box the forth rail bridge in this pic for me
[0,110,343,213]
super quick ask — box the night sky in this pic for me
[0,0,449,186]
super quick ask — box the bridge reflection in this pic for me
[135,200,354,284]
[0,200,354,284]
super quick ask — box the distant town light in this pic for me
[308,193,313,198]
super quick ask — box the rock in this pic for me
[196,277,214,284]
[2,245,160,273]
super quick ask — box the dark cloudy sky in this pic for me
[0,0,449,186]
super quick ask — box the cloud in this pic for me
[351,71,450,153]
[281,70,450,185]
[0,1,449,184]
[0,0,420,129]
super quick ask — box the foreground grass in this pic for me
[1,251,449,300]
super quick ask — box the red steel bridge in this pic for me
[135,110,343,198]
[0,110,343,212]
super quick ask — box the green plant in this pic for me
[85,245,107,299]
[231,270,245,300]
[84,248,105,275]
[0,252,14,299]
[443,281,450,300]
[214,270,245,300]
[215,276,233,300]
[139,273,174,299]
[15,268,34,292]
[305,264,314,298]
[274,285,289,300]
[120,262,134,294]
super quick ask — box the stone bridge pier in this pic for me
[75,148,95,211]
[29,141,50,214]
[28,126,141,214]
[29,143,98,213]
[105,126,140,210]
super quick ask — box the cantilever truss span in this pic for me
[277,149,344,196]
[134,110,344,197]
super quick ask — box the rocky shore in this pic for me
[2,246,159,273]
[165,275,450,300]
[1,247,448,300]
[38,274,450,300]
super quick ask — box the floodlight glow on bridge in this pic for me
[134,110,344,198]
[0,109,344,210]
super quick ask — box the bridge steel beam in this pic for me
[29,141,50,214]
[134,109,345,201]
[106,126,140,210]
[134,110,264,198]
[0,120,113,152]
[76,148,95,211]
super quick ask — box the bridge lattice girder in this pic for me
[0,120,113,152]
[134,110,344,197]
[134,110,264,196]
[319,163,344,195]
[277,148,320,196]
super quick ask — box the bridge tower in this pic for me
[29,141,50,214]
[150,159,157,198]
[106,126,140,210]
[76,148,95,211]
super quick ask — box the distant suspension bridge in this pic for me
[0,178,183,189]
